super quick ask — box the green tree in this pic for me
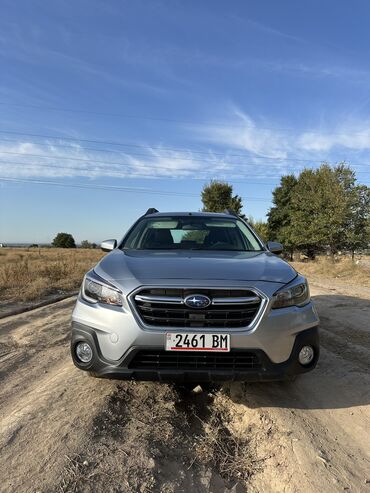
[201,180,244,216]
[267,174,298,258]
[81,240,93,249]
[267,164,369,259]
[248,217,268,242]
[52,232,76,248]
[289,164,356,256]
[344,184,370,259]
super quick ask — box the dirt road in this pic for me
[1,281,369,493]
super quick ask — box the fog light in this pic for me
[75,342,93,363]
[298,345,314,365]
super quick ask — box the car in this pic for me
[71,209,319,382]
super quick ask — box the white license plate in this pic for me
[166,333,230,352]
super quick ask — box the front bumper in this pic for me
[71,324,319,382]
[72,290,319,364]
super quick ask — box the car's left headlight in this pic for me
[82,271,122,306]
[271,278,310,309]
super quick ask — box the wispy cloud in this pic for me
[191,107,370,178]
[234,17,309,46]
[255,59,370,83]
[0,140,231,181]
[0,25,173,96]
[298,124,370,152]
[198,110,289,160]
[2,109,370,183]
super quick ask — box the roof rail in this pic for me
[144,208,159,215]
[223,208,238,217]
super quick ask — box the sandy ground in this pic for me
[0,279,369,493]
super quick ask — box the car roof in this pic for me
[144,211,238,219]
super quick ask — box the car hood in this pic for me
[95,250,297,288]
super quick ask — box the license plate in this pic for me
[166,333,230,352]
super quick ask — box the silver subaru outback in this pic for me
[71,209,319,382]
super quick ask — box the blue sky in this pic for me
[1,0,370,243]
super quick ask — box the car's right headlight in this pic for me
[81,271,122,306]
[271,278,310,309]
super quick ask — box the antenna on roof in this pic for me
[223,208,238,217]
[144,208,159,215]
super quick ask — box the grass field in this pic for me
[0,248,103,304]
[291,255,370,288]
[0,247,369,305]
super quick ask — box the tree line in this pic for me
[267,164,369,258]
[201,164,370,258]
[50,163,369,257]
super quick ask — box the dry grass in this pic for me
[57,382,257,492]
[194,402,255,483]
[0,248,103,303]
[291,255,370,288]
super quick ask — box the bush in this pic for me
[52,233,76,249]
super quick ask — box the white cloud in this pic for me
[0,140,230,181]
[2,110,370,184]
[298,126,370,152]
[191,108,370,179]
[199,110,289,160]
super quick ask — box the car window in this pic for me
[122,216,263,251]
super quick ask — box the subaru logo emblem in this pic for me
[184,294,211,309]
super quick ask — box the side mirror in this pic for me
[267,241,283,255]
[100,239,117,252]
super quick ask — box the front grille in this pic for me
[128,350,262,370]
[131,288,262,328]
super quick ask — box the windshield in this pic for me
[121,216,263,251]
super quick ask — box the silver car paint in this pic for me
[72,237,319,365]
[94,249,297,287]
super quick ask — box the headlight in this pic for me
[82,272,122,306]
[271,280,310,309]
